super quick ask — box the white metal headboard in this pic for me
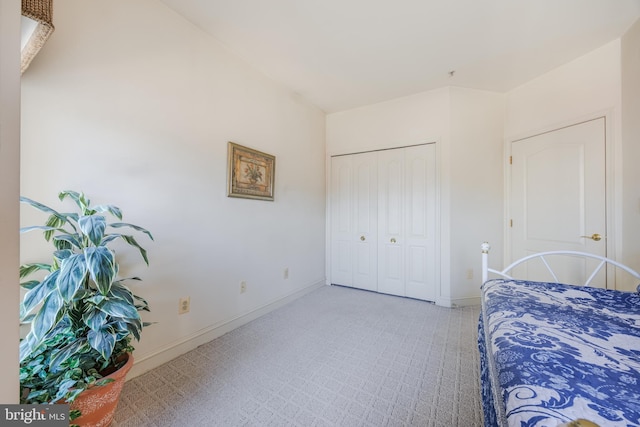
[481,242,640,287]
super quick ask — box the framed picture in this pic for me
[227,142,276,201]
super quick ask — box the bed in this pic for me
[478,243,640,427]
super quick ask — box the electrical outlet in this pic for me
[284,268,289,279]
[240,280,247,293]
[466,269,474,280]
[178,297,190,314]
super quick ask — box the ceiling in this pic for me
[158,0,640,113]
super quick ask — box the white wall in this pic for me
[449,87,505,304]
[20,0,326,377]
[505,41,622,139]
[505,40,628,288]
[621,19,640,287]
[0,0,21,404]
[326,88,451,155]
[326,87,505,306]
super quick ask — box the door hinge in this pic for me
[509,219,513,227]
[509,156,512,165]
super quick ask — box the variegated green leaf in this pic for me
[53,249,74,263]
[84,246,115,294]
[63,212,79,222]
[58,191,90,214]
[31,291,64,344]
[78,215,106,246]
[57,254,87,302]
[93,204,122,220]
[127,323,141,341]
[20,196,67,222]
[108,282,134,305]
[44,214,67,241]
[82,308,108,332]
[109,222,154,241]
[115,276,141,282]
[49,339,84,372]
[21,270,59,321]
[123,318,143,341]
[134,294,150,311]
[99,299,140,320]
[111,319,129,334]
[53,240,72,251]
[53,379,81,403]
[19,263,53,279]
[52,234,82,249]
[110,319,139,341]
[121,235,149,265]
[87,328,116,361]
[123,317,142,331]
[20,225,64,234]
[21,313,35,323]
[20,280,40,290]
[87,295,106,305]
[100,234,119,245]
[19,332,38,362]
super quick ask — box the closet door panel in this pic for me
[330,156,353,286]
[352,152,378,291]
[404,144,437,301]
[378,149,405,296]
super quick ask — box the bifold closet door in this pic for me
[330,144,436,301]
[330,152,378,291]
[377,144,437,301]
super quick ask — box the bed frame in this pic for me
[480,241,640,287]
[478,242,640,427]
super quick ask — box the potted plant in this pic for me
[19,191,153,426]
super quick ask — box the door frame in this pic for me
[504,111,618,285]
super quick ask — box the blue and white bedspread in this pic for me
[478,279,640,427]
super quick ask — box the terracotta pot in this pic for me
[70,353,134,427]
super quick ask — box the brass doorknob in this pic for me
[360,236,365,241]
[390,238,396,243]
[580,233,602,241]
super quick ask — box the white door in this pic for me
[510,118,606,286]
[378,144,437,300]
[330,152,378,291]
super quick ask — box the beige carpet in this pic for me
[112,285,483,426]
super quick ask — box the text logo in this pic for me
[0,405,68,426]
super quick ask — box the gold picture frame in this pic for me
[227,142,276,201]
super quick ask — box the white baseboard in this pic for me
[436,295,480,307]
[451,296,481,307]
[127,279,326,379]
